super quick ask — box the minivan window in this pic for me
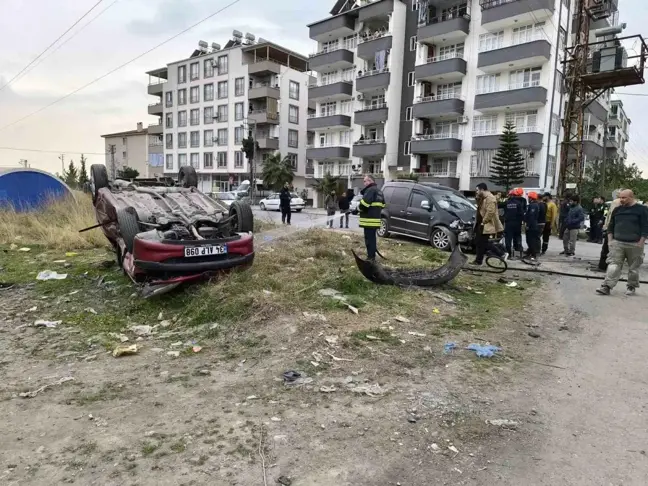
[390,187,411,206]
[382,186,395,203]
[432,191,476,211]
[410,191,429,209]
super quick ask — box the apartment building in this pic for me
[147,34,311,194]
[100,122,163,179]
[606,98,630,163]
[306,0,576,195]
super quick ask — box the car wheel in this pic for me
[116,207,140,254]
[229,200,254,233]
[90,164,109,203]
[178,166,198,188]
[377,217,390,238]
[295,209,302,213]
[260,202,266,211]
[430,227,457,252]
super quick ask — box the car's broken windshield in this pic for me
[433,192,476,212]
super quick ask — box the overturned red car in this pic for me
[89,164,254,296]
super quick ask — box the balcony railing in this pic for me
[584,134,604,145]
[307,143,350,149]
[472,129,498,137]
[417,170,458,178]
[359,31,391,44]
[412,133,460,140]
[309,46,348,57]
[308,111,351,118]
[419,5,471,27]
[480,0,518,9]
[477,80,540,95]
[309,79,353,88]
[251,81,280,89]
[354,137,385,144]
[357,67,389,78]
[426,51,465,63]
[479,32,546,53]
[148,123,162,128]
[516,125,539,133]
[149,140,163,146]
[416,93,464,102]
[358,102,387,111]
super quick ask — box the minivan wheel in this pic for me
[377,218,390,238]
[430,227,456,251]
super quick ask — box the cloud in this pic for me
[126,0,200,36]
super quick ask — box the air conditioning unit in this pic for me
[357,94,364,101]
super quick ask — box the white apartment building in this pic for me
[100,122,164,179]
[607,98,630,163]
[147,35,311,194]
[307,0,580,194]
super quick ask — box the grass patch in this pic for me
[170,440,187,453]
[141,442,160,456]
[350,328,401,346]
[72,382,125,405]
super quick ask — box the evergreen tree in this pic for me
[261,152,295,190]
[489,121,526,192]
[78,154,89,186]
[117,167,140,179]
[63,160,79,188]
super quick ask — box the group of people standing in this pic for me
[324,188,355,229]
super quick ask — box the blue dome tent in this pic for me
[0,168,75,211]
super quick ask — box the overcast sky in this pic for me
[1,0,648,175]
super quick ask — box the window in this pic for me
[410,191,428,209]
[217,104,228,123]
[404,141,411,155]
[122,151,127,159]
[321,39,338,53]
[178,110,187,127]
[320,101,336,116]
[217,128,228,146]
[190,62,199,81]
[235,102,244,121]
[286,153,298,170]
[190,86,200,103]
[339,130,351,145]
[391,187,411,207]
[509,67,541,90]
[478,31,504,52]
[476,74,500,94]
[189,153,199,168]
[178,132,187,149]
[217,152,227,168]
[178,153,187,167]
[165,133,173,149]
[289,80,299,100]
[434,121,459,137]
[505,110,538,131]
[407,71,415,87]
[405,106,413,121]
[190,108,200,126]
[204,58,214,78]
[342,35,357,50]
[340,99,353,113]
[178,65,186,83]
[289,105,299,124]
[234,126,244,144]
[204,106,214,124]
[547,155,556,178]
[473,115,498,136]
[288,129,298,148]
[217,55,228,75]
[551,113,560,135]
[190,131,200,148]
[178,88,187,105]
[410,36,417,51]
[411,0,419,10]
[235,77,245,96]
[436,82,462,99]
[204,152,214,169]
[165,91,173,107]
[165,112,173,128]
[218,81,228,99]
[341,68,354,82]
[470,150,496,177]
[204,129,214,147]
[235,151,244,168]
[437,43,464,60]
[165,154,173,170]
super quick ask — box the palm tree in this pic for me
[311,171,341,195]
[261,152,295,191]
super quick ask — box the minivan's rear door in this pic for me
[386,186,411,234]
[404,190,436,238]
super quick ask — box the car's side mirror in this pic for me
[421,200,431,211]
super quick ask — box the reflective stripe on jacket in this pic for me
[358,183,385,228]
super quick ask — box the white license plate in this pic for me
[184,245,227,258]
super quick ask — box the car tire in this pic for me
[116,207,140,254]
[430,227,457,252]
[90,164,109,203]
[377,217,391,238]
[295,209,302,212]
[178,166,198,188]
[260,202,266,211]
[229,200,254,233]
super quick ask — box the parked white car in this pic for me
[259,192,305,212]
[213,191,237,207]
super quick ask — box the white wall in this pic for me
[103,133,148,178]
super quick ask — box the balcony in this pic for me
[148,102,163,115]
[249,110,280,125]
[410,134,462,155]
[356,68,391,93]
[577,134,606,159]
[357,32,393,60]
[585,97,608,124]
[478,37,551,73]
[418,171,460,190]
[308,14,356,42]
[418,15,470,44]
[354,103,388,125]
[248,59,281,75]
[257,136,279,150]
[309,80,353,101]
[480,0,554,30]
[474,84,547,112]
[415,53,467,83]
[148,81,165,96]
[306,144,351,160]
[471,175,540,189]
[472,126,543,150]
[249,84,280,99]
[352,138,387,158]
[305,165,315,176]
[309,47,355,72]
[412,95,465,119]
[358,0,394,22]
[148,123,163,135]
[307,113,352,131]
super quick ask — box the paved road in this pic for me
[253,208,362,231]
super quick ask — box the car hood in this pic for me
[447,209,476,224]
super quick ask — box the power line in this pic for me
[0,0,106,92]
[615,92,648,96]
[0,146,105,155]
[0,0,243,133]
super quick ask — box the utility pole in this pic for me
[18,159,28,168]
[600,111,608,196]
[59,153,65,175]
[107,145,116,180]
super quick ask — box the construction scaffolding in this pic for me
[558,0,647,196]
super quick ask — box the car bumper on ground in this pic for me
[458,230,471,243]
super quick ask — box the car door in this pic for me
[387,186,412,234]
[404,190,435,238]
[267,194,279,210]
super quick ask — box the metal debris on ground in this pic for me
[282,370,302,383]
[112,344,138,357]
[465,344,501,358]
[444,342,457,354]
[19,376,74,398]
[36,270,68,281]
[33,320,61,328]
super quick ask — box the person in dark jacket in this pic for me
[358,175,385,261]
[338,190,352,229]
[588,196,605,243]
[558,195,572,238]
[504,189,525,258]
[279,182,292,225]
[536,196,547,257]
[324,190,338,229]
[561,195,585,256]
[524,192,541,260]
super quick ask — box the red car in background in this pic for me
[89,164,254,297]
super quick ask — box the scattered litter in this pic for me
[68,290,80,295]
[448,445,459,454]
[192,346,202,353]
[427,291,456,304]
[84,307,98,315]
[305,256,314,262]
[246,395,258,401]
[465,344,500,358]
[324,335,339,345]
[430,443,441,453]
[351,383,385,397]
[167,351,180,358]
[262,236,274,242]
[276,475,292,486]
[318,288,343,299]
[33,320,60,329]
[528,331,541,339]
[320,386,336,393]
[559,325,569,331]
[170,341,183,347]
[506,282,518,288]
[157,312,164,321]
[486,419,519,429]
[263,289,273,295]
[408,331,426,337]
[19,376,74,398]
[303,312,327,322]
[393,316,410,323]
[282,370,301,383]
[160,320,172,328]
[453,468,463,474]
[474,291,485,295]
[341,235,351,240]
[130,325,152,336]
[312,351,324,362]
[365,335,380,341]
[18,247,31,252]
[112,344,138,357]
[432,308,440,314]
[9,243,17,250]
[327,353,353,362]
[109,332,129,343]
[270,417,282,422]
[407,416,418,423]
[65,252,78,257]
[36,270,68,281]
[444,342,457,354]
[27,306,37,312]
[347,304,359,315]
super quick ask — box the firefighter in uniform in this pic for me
[358,174,385,261]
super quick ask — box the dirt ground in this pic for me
[0,232,575,486]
